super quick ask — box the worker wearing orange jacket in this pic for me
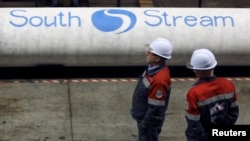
[185,48,239,141]
[131,37,173,141]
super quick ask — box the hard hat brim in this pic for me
[186,61,217,70]
[186,61,194,69]
[150,50,171,59]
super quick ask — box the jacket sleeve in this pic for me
[225,90,239,125]
[218,79,239,125]
[185,114,208,141]
[142,82,170,127]
[185,91,207,141]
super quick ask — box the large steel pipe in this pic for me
[0,8,249,66]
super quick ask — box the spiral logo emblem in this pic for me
[92,9,137,34]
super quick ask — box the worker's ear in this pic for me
[154,56,161,62]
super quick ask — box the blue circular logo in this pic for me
[92,9,137,34]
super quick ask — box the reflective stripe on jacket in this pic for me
[185,76,239,141]
[131,66,172,127]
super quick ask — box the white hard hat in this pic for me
[186,48,217,70]
[149,37,173,59]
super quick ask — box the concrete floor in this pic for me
[0,77,249,141]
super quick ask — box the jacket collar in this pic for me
[147,65,165,76]
[194,76,217,85]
